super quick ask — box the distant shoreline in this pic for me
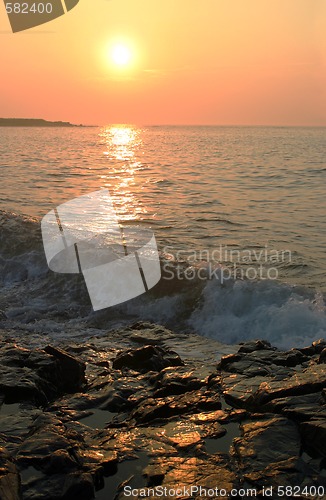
[0,118,95,127]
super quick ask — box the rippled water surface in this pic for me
[1,125,325,289]
[0,125,325,348]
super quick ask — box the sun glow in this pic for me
[111,44,132,66]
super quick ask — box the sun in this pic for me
[111,44,132,66]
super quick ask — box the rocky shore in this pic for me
[0,323,325,499]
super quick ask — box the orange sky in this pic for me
[0,0,325,125]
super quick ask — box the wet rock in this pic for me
[261,392,326,421]
[300,419,326,458]
[131,387,221,424]
[232,417,301,469]
[229,416,324,490]
[0,447,21,500]
[17,421,73,467]
[0,310,7,320]
[319,348,326,364]
[152,365,205,397]
[129,323,174,345]
[44,346,86,393]
[252,363,326,405]
[238,339,274,353]
[21,471,94,500]
[0,344,86,405]
[218,348,309,374]
[144,454,238,492]
[0,327,326,499]
[112,345,183,373]
[219,342,326,410]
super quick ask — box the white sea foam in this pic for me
[188,277,326,349]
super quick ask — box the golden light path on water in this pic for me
[98,125,150,225]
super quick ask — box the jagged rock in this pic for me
[131,387,221,424]
[0,310,7,321]
[143,454,238,492]
[0,329,326,499]
[21,471,94,500]
[17,422,73,467]
[261,392,326,421]
[129,323,174,345]
[232,417,301,469]
[300,419,326,458]
[238,339,274,353]
[251,363,326,405]
[219,342,326,409]
[218,348,309,373]
[0,344,86,405]
[112,345,183,373]
[152,365,205,397]
[319,348,326,364]
[0,447,21,500]
[44,346,86,393]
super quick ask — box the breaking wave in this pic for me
[0,211,325,349]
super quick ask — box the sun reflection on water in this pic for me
[99,125,148,221]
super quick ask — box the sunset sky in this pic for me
[1,0,325,125]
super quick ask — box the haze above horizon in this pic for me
[1,0,325,126]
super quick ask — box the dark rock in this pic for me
[131,387,221,424]
[312,339,326,354]
[44,346,86,393]
[0,447,21,500]
[218,348,309,374]
[232,417,301,469]
[0,344,86,405]
[143,454,238,492]
[238,339,274,353]
[112,345,183,373]
[21,471,95,500]
[260,392,326,421]
[219,343,326,409]
[319,348,326,364]
[0,327,325,499]
[129,323,174,345]
[300,419,326,458]
[152,365,205,397]
[229,416,323,490]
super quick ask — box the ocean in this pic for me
[0,125,325,349]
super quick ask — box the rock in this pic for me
[251,363,326,405]
[232,417,301,469]
[238,339,274,353]
[0,344,86,406]
[143,454,238,493]
[21,471,95,500]
[300,419,326,458]
[129,323,174,345]
[0,447,21,500]
[319,348,326,364]
[17,421,74,467]
[112,345,183,373]
[261,392,326,421]
[44,346,86,393]
[152,365,205,397]
[0,327,326,499]
[131,387,221,424]
[219,343,326,409]
[230,416,323,490]
[312,339,326,354]
[0,310,7,320]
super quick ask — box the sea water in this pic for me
[0,125,325,348]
